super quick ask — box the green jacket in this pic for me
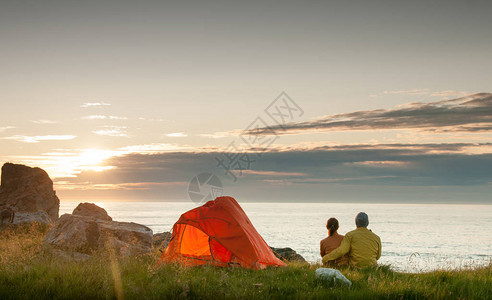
[322,227,381,268]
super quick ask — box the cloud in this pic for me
[53,142,491,188]
[350,161,410,167]
[81,102,111,108]
[0,126,15,132]
[380,89,468,99]
[3,135,77,143]
[138,117,170,122]
[2,143,194,180]
[4,141,477,201]
[281,175,399,184]
[425,123,492,133]
[30,120,59,124]
[429,90,470,98]
[292,142,487,154]
[383,88,431,96]
[55,181,187,191]
[82,115,128,120]
[117,143,190,154]
[93,126,128,137]
[166,132,188,137]
[244,93,492,135]
[232,170,307,177]
[199,132,231,139]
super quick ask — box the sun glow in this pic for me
[50,149,119,177]
[3,143,192,180]
[4,149,119,179]
[77,149,117,169]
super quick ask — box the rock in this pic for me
[315,268,352,287]
[0,207,15,225]
[270,247,307,263]
[44,214,100,253]
[13,211,52,225]
[48,248,92,262]
[0,163,60,222]
[97,220,153,256]
[44,205,153,257]
[73,202,112,221]
[153,232,171,249]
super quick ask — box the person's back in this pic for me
[342,227,381,267]
[320,218,349,266]
[322,212,381,268]
[320,233,343,256]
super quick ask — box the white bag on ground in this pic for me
[315,268,352,287]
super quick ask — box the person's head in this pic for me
[326,217,339,236]
[355,212,369,228]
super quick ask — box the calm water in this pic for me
[60,201,492,273]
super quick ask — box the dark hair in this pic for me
[326,218,339,236]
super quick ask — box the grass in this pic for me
[0,224,491,299]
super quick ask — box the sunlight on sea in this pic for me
[60,201,492,273]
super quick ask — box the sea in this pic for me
[60,201,491,273]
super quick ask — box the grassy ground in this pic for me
[0,224,491,299]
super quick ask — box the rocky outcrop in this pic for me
[0,163,60,223]
[73,202,112,221]
[44,203,153,257]
[153,232,171,250]
[13,211,52,225]
[270,247,307,263]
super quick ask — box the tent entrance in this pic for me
[179,224,232,263]
[180,225,211,257]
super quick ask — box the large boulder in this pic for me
[73,202,112,221]
[44,204,153,257]
[270,247,307,263]
[0,163,59,223]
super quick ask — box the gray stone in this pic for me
[44,214,100,253]
[13,210,53,225]
[98,220,154,256]
[44,210,153,257]
[153,232,172,250]
[270,247,307,263]
[72,202,112,221]
[315,268,352,287]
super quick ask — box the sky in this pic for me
[1,0,491,203]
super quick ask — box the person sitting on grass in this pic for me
[320,217,349,266]
[322,212,381,268]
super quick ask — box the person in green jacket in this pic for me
[322,212,381,268]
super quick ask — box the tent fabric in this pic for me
[159,196,286,269]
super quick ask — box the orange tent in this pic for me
[159,196,286,269]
